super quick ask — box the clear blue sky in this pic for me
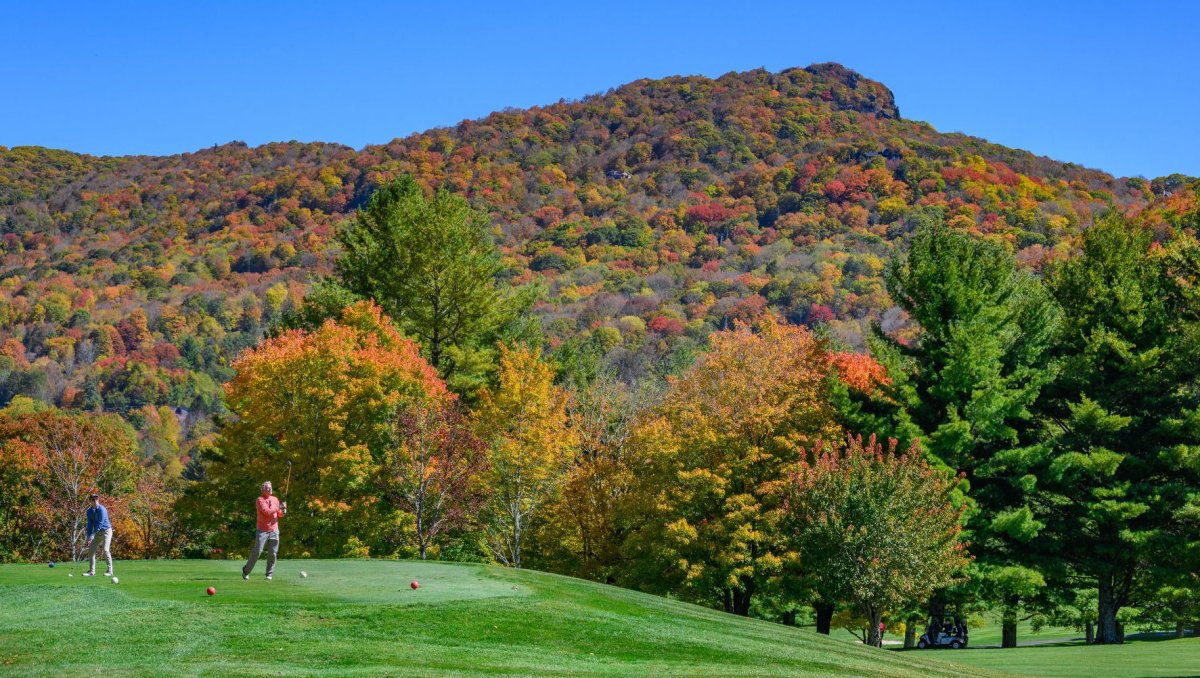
[2,1,1197,178]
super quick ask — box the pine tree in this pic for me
[856,213,1060,644]
[1027,215,1200,643]
[335,176,532,390]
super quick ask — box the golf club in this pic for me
[283,460,292,515]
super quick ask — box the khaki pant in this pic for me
[87,528,113,575]
[242,529,279,577]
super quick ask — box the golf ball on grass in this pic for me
[68,573,73,577]
[111,577,119,584]
[300,571,308,578]
[206,587,216,596]
[410,580,419,590]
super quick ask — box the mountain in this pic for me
[0,64,1196,447]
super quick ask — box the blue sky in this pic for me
[1,1,1197,178]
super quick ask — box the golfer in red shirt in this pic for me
[241,481,286,580]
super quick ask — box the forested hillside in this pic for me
[0,62,1196,454]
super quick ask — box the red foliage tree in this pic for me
[647,315,685,336]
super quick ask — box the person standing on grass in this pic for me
[84,493,113,577]
[242,481,286,580]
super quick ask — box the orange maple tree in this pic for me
[188,301,448,557]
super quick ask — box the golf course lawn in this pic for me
[934,637,1200,678]
[0,559,988,677]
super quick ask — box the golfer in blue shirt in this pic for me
[84,494,113,577]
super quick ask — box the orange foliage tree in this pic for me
[180,301,448,558]
[620,315,838,615]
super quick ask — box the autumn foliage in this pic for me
[182,301,448,557]
[1,63,1198,643]
[778,434,968,647]
[0,410,138,562]
[381,402,488,560]
[473,345,576,568]
[620,316,838,614]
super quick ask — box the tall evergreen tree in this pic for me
[853,214,1060,644]
[335,176,533,391]
[1025,215,1200,643]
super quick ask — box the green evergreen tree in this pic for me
[335,176,534,390]
[1024,214,1200,643]
[850,213,1061,644]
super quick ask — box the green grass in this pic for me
[838,614,1198,677]
[934,637,1200,678]
[0,559,989,677]
[954,618,1079,648]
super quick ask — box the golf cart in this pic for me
[916,615,968,649]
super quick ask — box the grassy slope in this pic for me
[0,559,988,677]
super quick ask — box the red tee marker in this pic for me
[410,580,419,590]
[206,586,216,596]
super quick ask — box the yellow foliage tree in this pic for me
[474,345,576,568]
[535,376,658,580]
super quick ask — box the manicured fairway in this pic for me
[936,637,1200,678]
[0,559,986,677]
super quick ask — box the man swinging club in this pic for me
[84,493,114,577]
[242,480,286,580]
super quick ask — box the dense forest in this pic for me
[2,64,1198,645]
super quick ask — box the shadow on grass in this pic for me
[1123,632,1198,643]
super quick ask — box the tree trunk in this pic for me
[904,620,916,649]
[1096,572,1122,644]
[1116,622,1124,643]
[781,610,797,626]
[1175,621,1185,639]
[1001,597,1018,648]
[927,595,947,632]
[1085,621,1094,644]
[866,609,883,648]
[814,601,835,635]
[722,589,733,614]
[732,587,752,616]
[1002,617,1018,648]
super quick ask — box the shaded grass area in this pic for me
[833,615,1080,648]
[0,560,988,677]
[935,636,1200,678]
[828,611,1197,676]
